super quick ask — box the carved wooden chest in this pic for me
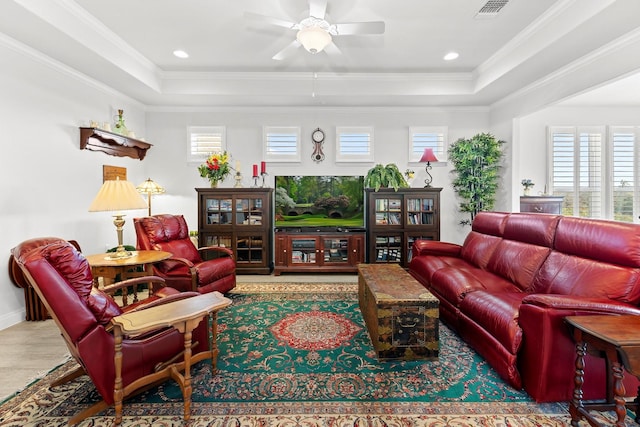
[357,263,439,361]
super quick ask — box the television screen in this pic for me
[275,175,365,229]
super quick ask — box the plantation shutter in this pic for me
[264,127,301,162]
[336,127,374,162]
[409,127,447,162]
[188,126,225,162]
[611,128,636,222]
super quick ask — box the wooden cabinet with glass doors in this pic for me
[196,188,273,274]
[366,188,441,267]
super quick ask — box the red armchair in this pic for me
[134,214,236,294]
[11,237,231,425]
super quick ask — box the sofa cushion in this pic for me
[459,291,525,354]
[555,216,640,268]
[409,255,474,285]
[459,212,508,269]
[530,252,640,303]
[502,213,560,248]
[460,232,503,269]
[487,240,551,291]
[430,265,516,304]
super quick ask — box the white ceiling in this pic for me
[1,0,640,109]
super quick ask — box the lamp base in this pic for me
[106,245,136,260]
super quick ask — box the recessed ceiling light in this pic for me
[444,52,459,61]
[173,50,189,59]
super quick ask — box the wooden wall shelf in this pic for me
[80,127,152,160]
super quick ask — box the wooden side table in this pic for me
[111,292,232,424]
[565,315,640,427]
[86,250,172,305]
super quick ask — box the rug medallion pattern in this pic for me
[0,282,604,426]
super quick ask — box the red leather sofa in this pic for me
[408,211,640,402]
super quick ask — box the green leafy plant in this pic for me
[449,133,504,225]
[364,163,409,191]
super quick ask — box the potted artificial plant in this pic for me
[449,132,504,225]
[364,163,409,191]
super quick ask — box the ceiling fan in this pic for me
[245,0,385,61]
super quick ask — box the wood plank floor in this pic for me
[0,274,357,402]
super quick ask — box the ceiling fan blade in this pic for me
[324,41,342,57]
[334,21,385,35]
[244,11,297,30]
[272,40,301,61]
[309,0,327,19]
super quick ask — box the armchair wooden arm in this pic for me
[111,291,232,424]
[198,245,234,259]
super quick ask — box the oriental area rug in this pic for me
[0,283,626,426]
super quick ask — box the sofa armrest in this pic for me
[521,294,640,316]
[412,240,462,257]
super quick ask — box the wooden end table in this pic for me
[86,250,172,305]
[110,292,232,424]
[566,315,640,427]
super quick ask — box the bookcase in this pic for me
[196,188,273,274]
[365,188,442,267]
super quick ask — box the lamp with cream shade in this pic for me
[136,178,165,216]
[89,177,147,259]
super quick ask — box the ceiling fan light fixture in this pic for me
[297,26,332,54]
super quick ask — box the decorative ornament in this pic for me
[311,128,325,163]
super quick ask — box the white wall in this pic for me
[144,107,491,245]
[518,105,640,201]
[0,40,149,328]
[0,40,496,329]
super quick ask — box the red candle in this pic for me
[252,164,258,177]
[261,161,266,174]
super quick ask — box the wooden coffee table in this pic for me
[357,263,439,360]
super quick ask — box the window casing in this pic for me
[263,126,301,162]
[335,126,374,162]
[549,126,640,222]
[187,126,226,163]
[409,127,448,162]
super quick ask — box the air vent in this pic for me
[475,0,509,18]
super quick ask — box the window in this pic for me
[409,127,448,162]
[549,126,640,222]
[264,126,301,162]
[336,126,374,162]
[188,126,225,163]
[611,127,638,222]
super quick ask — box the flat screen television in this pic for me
[275,175,365,229]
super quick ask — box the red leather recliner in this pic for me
[10,237,214,425]
[134,214,236,294]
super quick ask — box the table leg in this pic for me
[570,340,587,426]
[210,312,219,371]
[182,328,193,421]
[612,359,627,427]
[113,327,124,425]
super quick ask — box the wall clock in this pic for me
[311,128,325,163]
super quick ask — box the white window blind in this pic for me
[409,127,447,162]
[549,126,603,218]
[611,127,637,222]
[336,127,374,162]
[264,126,301,162]
[188,126,225,162]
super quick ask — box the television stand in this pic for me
[273,230,365,275]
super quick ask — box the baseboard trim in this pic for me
[0,309,25,331]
